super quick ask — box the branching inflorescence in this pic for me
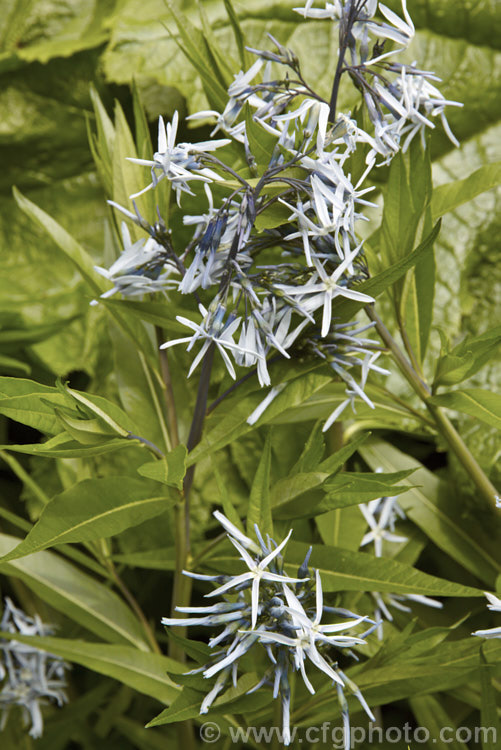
[95,0,461,432]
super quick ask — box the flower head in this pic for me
[0,598,68,738]
[163,513,375,746]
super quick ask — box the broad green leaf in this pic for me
[270,382,428,431]
[112,547,176,570]
[272,470,416,520]
[0,633,179,705]
[0,533,150,650]
[284,541,483,597]
[111,322,170,453]
[148,674,266,727]
[429,389,501,430]
[360,439,501,586]
[1,477,173,562]
[63,385,135,436]
[246,431,273,537]
[0,1,115,63]
[112,100,153,240]
[138,445,187,489]
[101,298,191,334]
[271,471,329,517]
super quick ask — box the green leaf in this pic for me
[0,435,139,458]
[209,540,484,597]
[188,370,331,466]
[434,326,501,387]
[246,431,273,537]
[410,695,469,750]
[244,104,277,169]
[138,445,187,490]
[112,100,153,240]
[291,422,325,474]
[285,541,485,596]
[378,139,435,363]
[146,686,204,726]
[13,187,107,295]
[428,389,501,430]
[432,161,501,220]
[163,1,229,113]
[0,633,179,705]
[0,533,150,649]
[100,299,191,334]
[360,439,501,586]
[0,393,67,435]
[1,477,173,562]
[333,221,441,323]
[479,648,500,750]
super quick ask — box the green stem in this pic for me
[169,344,215,661]
[105,558,161,654]
[155,326,180,448]
[365,305,499,507]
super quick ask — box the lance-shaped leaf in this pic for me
[428,389,501,430]
[138,444,188,489]
[208,541,484,597]
[0,477,174,562]
[246,431,273,538]
[0,533,150,650]
[360,439,501,586]
[0,633,179,705]
[433,326,501,388]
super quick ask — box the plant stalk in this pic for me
[365,305,499,507]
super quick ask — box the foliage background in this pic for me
[0,0,500,748]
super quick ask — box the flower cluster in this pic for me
[95,0,461,429]
[472,593,501,640]
[0,598,68,738]
[295,0,462,158]
[163,512,375,747]
[359,490,442,636]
